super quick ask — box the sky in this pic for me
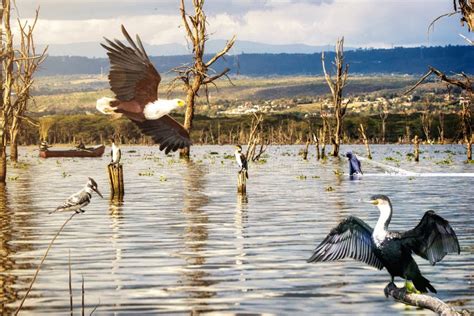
[14,0,473,49]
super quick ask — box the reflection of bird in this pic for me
[307,195,460,293]
[110,139,121,164]
[346,151,362,176]
[50,178,104,214]
[235,145,249,179]
[96,25,191,154]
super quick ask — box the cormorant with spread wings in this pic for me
[97,25,191,154]
[307,195,460,293]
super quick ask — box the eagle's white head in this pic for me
[143,98,185,120]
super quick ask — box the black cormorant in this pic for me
[235,145,249,179]
[307,195,460,293]
[346,151,362,177]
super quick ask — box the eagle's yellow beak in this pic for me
[177,100,185,107]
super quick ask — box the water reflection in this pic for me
[0,184,17,313]
[234,194,248,295]
[108,200,123,291]
[179,161,215,314]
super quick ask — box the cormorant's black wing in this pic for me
[133,115,191,154]
[307,216,383,270]
[400,210,460,265]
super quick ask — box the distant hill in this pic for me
[38,45,473,77]
[38,40,351,58]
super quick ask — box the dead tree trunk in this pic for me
[0,0,14,183]
[358,123,372,159]
[437,111,445,144]
[174,0,235,159]
[321,38,349,157]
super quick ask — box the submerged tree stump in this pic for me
[303,138,310,160]
[108,163,124,199]
[384,282,470,316]
[237,171,246,194]
[413,135,420,162]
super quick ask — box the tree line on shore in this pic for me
[22,111,468,147]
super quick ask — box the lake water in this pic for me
[1,145,473,315]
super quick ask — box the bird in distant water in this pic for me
[96,25,191,154]
[235,145,249,179]
[346,151,362,177]
[50,178,103,214]
[307,195,460,293]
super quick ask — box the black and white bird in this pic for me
[96,25,191,154]
[235,145,249,179]
[50,178,104,214]
[110,139,121,164]
[307,195,460,293]
[346,151,362,177]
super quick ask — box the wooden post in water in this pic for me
[413,135,420,162]
[108,163,124,199]
[237,171,246,194]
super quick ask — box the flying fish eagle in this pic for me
[97,25,191,154]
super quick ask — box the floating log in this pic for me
[237,170,246,194]
[108,163,124,199]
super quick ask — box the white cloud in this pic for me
[17,0,472,47]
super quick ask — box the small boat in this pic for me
[39,145,105,158]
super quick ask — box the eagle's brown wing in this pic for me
[101,25,160,107]
[133,115,192,154]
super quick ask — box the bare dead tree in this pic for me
[358,123,372,159]
[172,0,236,159]
[320,111,331,159]
[421,111,433,143]
[437,111,446,144]
[245,113,268,162]
[405,66,473,157]
[10,9,47,162]
[321,37,350,157]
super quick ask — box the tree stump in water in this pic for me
[108,163,124,199]
[237,171,246,194]
[413,135,420,162]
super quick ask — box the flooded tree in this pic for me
[321,37,349,157]
[173,0,236,159]
[10,10,47,162]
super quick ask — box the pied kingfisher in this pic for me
[50,178,103,214]
[235,145,249,179]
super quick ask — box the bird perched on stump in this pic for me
[346,151,362,178]
[307,195,460,293]
[50,178,103,214]
[96,25,191,154]
[110,139,121,165]
[235,145,249,179]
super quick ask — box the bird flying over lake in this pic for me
[235,145,249,179]
[110,139,121,164]
[96,25,191,154]
[307,195,460,293]
[346,151,362,177]
[50,178,103,214]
